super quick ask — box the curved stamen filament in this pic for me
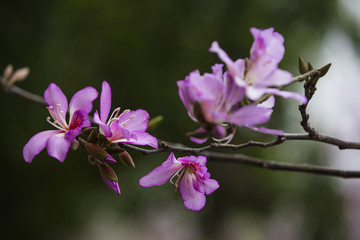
[107,107,121,125]
[47,105,68,129]
[170,167,186,191]
[46,117,66,131]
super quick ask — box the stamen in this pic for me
[46,117,65,131]
[107,107,121,125]
[169,167,185,191]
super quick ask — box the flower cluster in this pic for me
[23,81,158,195]
[21,27,306,211]
[178,27,307,143]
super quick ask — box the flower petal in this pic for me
[139,152,182,187]
[117,109,150,132]
[100,81,112,123]
[44,83,68,126]
[203,178,220,195]
[46,132,74,162]
[69,86,98,118]
[23,130,61,163]
[257,95,275,109]
[258,69,293,87]
[94,111,112,138]
[180,172,206,211]
[69,109,91,130]
[265,88,307,104]
[107,122,130,142]
[125,131,158,149]
[102,177,121,194]
[246,125,284,136]
[227,105,272,126]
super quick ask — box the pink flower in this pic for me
[23,83,98,163]
[139,153,219,211]
[178,63,283,143]
[209,27,307,103]
[93,81,158,149]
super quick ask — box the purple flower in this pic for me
[209,27,307,104]
[93,81,158,149]
[178,64,282,143]
[139,152,219,211]
[23,83,98,163]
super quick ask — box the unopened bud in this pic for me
[298,56,308,74]
[319,63,331,77]
[119,151,135,168]
[147,115,163,131]
[212,125,226,139]
[71,139,80,150]
[88,155,97,165]
[98,162,118,182]
[86,143,108,161]
[8,67,30,85]
[3,64,13,80]
[307,61,314,71]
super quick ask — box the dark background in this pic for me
[1,0,359,239]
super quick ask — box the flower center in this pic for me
[46,104,68,131]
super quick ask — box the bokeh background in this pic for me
[1,0,360,239]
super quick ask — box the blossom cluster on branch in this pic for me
[1,27,350,211]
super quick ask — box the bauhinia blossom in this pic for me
[209,27,307,104]
[93,81,158,149]
[23,83,98,163]
[139,152,219,211]
[178,63,282,143]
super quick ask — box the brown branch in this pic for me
[205,151,360,179]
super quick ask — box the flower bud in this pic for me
[71,139,80,150]
[98,162,118,182]
[86,143,108,161]
[87,128,98,143]
[102,177,121,194]
[298,56,308,74]
[119,151,135,168]
[8,67,30,85]
[88,155,97,165]
[147,115,163,131]
[3,64,13,80]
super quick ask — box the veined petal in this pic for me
[69,109,91,130]
[102,177,120,194]
[124,131,158,149]
[69,86,98,118]
[44,83,68,125]
[94,111,112,138]
[107,122,130,142]
[23,130,62,163]
[47,132,74,162]
[203,178,220,195]
[227,105,272,126]
[265,88,307,104]
[117,109,150,132]
[209,41,239,78]
[139,152,182,187]
[100,81,112,123]
[180,171,206,211]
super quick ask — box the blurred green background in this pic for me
[1,0,360,239]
